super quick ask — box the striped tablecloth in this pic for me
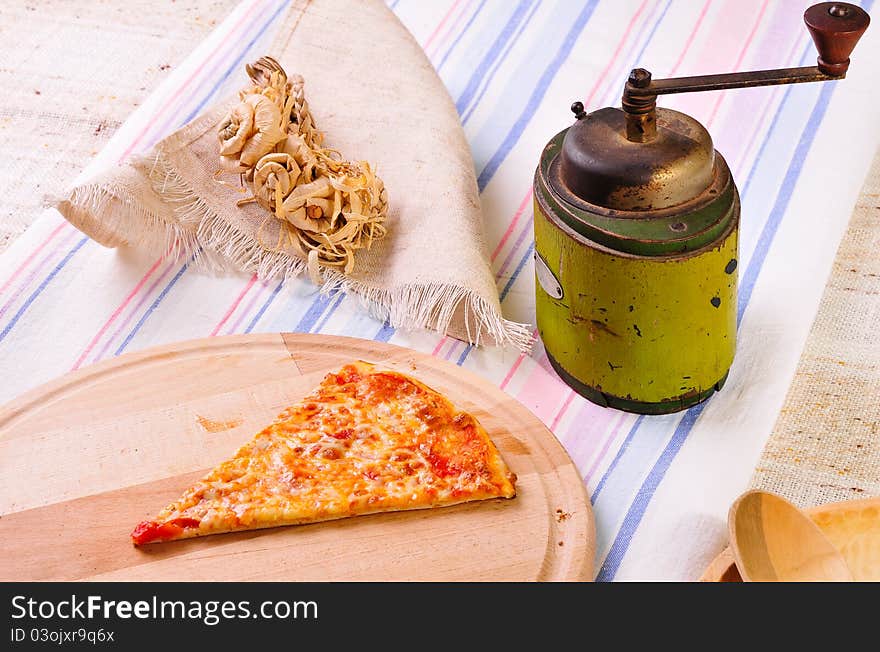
[1,0,878,580]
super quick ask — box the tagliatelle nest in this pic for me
[216,56,388,283]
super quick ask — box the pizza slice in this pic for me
[131,361,516,545]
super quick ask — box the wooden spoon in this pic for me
[728,490,853,582]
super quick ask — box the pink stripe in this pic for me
[555,398,613,469]
[560,2,772,484]
[435,189,534,358]
[90,261,179,364]
[549,390,575,431]
[723,4,804,177]
[666,0,748,122]
[667,0,712,77]
[733,35,806,178]
[136,6,273,158]
[0,221,67,298]
[514,349,612,433]
[443,342,462,362]
[118,0,262,162]
[490,189,532,262]
[562,403,618,469]
[431,338,449,356]
[444,340,465,361]
[508,352,574,425]
[427,0,470,57]
[566,0,774,478]
[323,1,471,357]
[0,229,79,321]
[210,274,258,336]
[543,0,756,471]
[706,0,769,127]
[583,412,629,485]
[423,0,464,53]
[226,279,270,334]
[582,0,649,109]
[499,327,538,390]
[74,0,255,345]
[438,0,651,363]
[500,0,651,286]
[71,255,166,370]
[494,212,534,279]
[513,0,793,498]
[494,0,660,292]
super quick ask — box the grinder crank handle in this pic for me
[610,2,870,142]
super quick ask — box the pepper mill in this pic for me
[533,3,870,414]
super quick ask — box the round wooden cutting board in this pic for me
[0,334,594,581]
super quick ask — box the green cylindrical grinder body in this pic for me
[533,107,739,414]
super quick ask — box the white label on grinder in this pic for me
[534,251,563,299]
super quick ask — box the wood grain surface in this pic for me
[0,334,594,581]
[702,496,880,581]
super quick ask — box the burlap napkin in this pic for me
[57,0,531,350]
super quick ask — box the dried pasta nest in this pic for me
[216,56,388,283]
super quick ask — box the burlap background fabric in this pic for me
[54,0,530,350]
[751,149,880,507]
[0,0,239,252]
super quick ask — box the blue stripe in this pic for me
[455,344,473,366]
[0,237,89,344]
[572,0,671,117]
[115,260,192,355]
[436,0,487,72]
[737,83,836,323]
[460,0,540,124]
[375,321,396,342]
[364,7,534,341]
[499,242,534,302]
[630,0,672,71]
[737,87,793,208]
[590,415,644,502]
[116,3,285,337]
[596,402,707,581]
[313,293,345,332]
[455,0,534,116]
[476,0,599,191]
[294,292,336,332]
[245,281,284,333]
[596,43,844,582]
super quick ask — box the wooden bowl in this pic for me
[701,496,880,581]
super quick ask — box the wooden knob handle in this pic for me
[804,2,870,76]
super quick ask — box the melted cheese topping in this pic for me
[132,362,516,544]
